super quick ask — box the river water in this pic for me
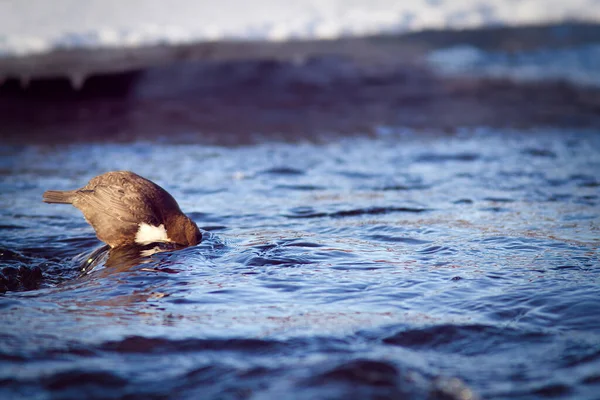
[1,129,599,399]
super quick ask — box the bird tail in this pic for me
[43,190,76,204]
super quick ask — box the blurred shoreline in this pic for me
[2,23,600,144]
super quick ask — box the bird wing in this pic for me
[74,184,159,225]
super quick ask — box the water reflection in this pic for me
[79,243,192,276]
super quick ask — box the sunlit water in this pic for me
[1,129,599,399]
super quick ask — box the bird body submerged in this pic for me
[43,171,201,248]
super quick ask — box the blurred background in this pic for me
[1,0,599,143]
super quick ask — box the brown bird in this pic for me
[43,171,201,248]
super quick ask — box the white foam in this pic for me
[1,0,599,57]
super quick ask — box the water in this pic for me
[1,129,599,399]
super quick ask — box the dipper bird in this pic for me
[43,171,201,248]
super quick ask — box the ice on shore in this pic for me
[1,0,599,56]
[428,44,600,87]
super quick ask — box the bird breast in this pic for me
[134,223,171,245]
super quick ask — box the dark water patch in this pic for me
[417,245,457,255]
[562,213,597,222]
[477,236,566,252]
[453,198,473,204]
[186,211,212,220]
[521,148,557,158]
[275,184,325,191]
[546,178,569,187]
[176,364,249,398]
[0,248,54,292]
[46,370,128,390]
[283,206,327,219]
[284,206,428,219]
[1,370,131,400]
[578,180,600,188]
[483,197,515,203]
[251,242,281,253]
[9,213,66,220]
[531,383,572,397]
[39,260,81,286]
[335,170,381,179]
[301,359,423,399]
[503,244,543,252]
[0,248,29,262]
[300,356,478,399]
[260,167,305,175]
[173,365,278,400]
[310,249,360,262]
[0,224,26,230]
[331,207,428,218]
[547,193,572,202]
[182,187,228,195]
[201,225,228,232]
[367,234,431,245]
[245,255,314,267]
[262,282,302,292]
[571,256,598,268]
[558,340,600,368]
[383,324,548,355]
[582,374,600,384]
[578,194,598,200]
[551,265,580,271]
[416,152,479,163]
[486,273,509,280]
[329,261,391,271]
[570,173,598,185]
[0,298,23,311]
[577,180,600,188]
[311,359,399,387]
[0,265,43,292]
[479,206,510,212]
[380,183,431,191]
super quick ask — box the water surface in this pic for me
[1,129,599,399]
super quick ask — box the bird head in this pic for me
[168,214,202,247]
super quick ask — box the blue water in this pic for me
[1,129,599,399]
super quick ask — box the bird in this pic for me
[43,171,202,248]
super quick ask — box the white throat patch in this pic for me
[135,223,170,245]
